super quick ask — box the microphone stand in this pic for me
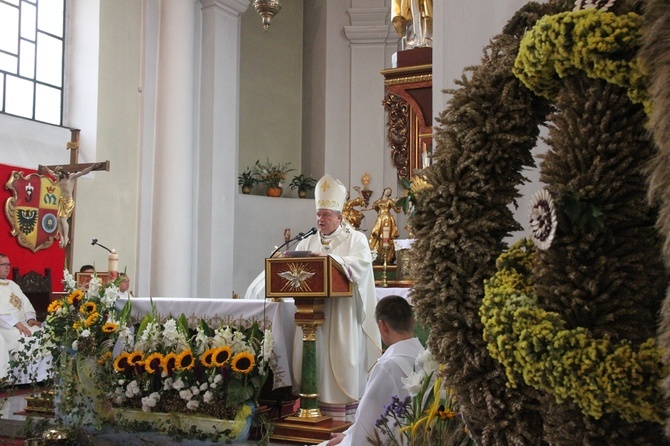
[91,238,113,254]
[269,228,317,258]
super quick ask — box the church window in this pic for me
[0,0,65,125]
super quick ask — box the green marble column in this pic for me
[294,322,323,418]
[299,337,318,412]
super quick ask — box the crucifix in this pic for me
[38,129,110,271]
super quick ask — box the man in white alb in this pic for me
[321,295,424,445]
[0,254,50,383]
[245,174,382,419]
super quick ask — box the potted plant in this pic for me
[289,174,317,199]
[254,159,294,197]
[237,167,258,194]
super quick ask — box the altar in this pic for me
[115,297,297,390]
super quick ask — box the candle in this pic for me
[108,250,118,274]
[382,227,390,248]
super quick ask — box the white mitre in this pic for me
[315,174,347,212]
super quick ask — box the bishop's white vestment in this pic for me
[244,224,382,406]
[292,225,382,405]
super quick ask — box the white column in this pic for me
[344,7,395,196]
[195,0,249,298]
[149,0,196,296]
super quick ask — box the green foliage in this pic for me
[254,159,294,188]
[289,174,316,191]
[557,191,604,233]
[395,177,414,215]
[481,240,666,424]
[514,9,648,111]
[238,167,258,187]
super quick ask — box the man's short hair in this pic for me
[375,295,414,334]
[79,264,95,272]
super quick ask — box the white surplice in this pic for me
[317,337,424,446]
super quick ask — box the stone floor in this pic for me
[0,392,309,445]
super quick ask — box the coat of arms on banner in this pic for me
[4,171,61,252]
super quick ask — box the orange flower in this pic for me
[47,300,63,313]
[212,346,232,367]
[80,301,97,314]
[144,352,164,374]
[102,322,119,333]
[114,352,131,371]
[161,352,178,373]
[176,350,195,371]
[200,348,216,368]
[128,350,144,366]
[231,351,255,374]
[67,289,83,305]
[84,312,99,327]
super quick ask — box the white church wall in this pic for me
[72,0,142,287]
[434,0,549,244]
[239,0,304,189]
[233,194,315,296]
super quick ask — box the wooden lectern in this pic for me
[265,256,353,444]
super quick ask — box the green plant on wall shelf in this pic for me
[290,174,317,198]
[237,167,258,194]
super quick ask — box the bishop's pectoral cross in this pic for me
[38,129,110,270]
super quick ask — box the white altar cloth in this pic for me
[115,297,296,390]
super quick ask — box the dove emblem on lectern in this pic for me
[278,264,315,291]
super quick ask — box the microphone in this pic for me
[269,227,317,258]
[91,237,113,253]
[296,227,317,241]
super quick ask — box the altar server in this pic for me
[322,295,423,445]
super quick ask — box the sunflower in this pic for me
[200,348,216,367]
[98,351,112,365]
[47,300,63,313]
[102,322,119,333]
[231,351,255,374]
[114,352,131,371]
[84,312,99,327]
[144,352,164,374]
[80,301,97,314]
[212,346,232,367]
[67,289,83,305]
[72,321,81,330]
[176,349,195,371]
[161,352,178,373]
[128,350,144,366]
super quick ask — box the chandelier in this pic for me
[253,0,281,31]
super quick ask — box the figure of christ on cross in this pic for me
[37,128,109,253]
[40,162,102,248]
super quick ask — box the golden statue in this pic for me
[391,0,433,49]
[368,187,401,264]
[342,191,366,230]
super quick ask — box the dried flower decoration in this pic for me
[529,189,557,250]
